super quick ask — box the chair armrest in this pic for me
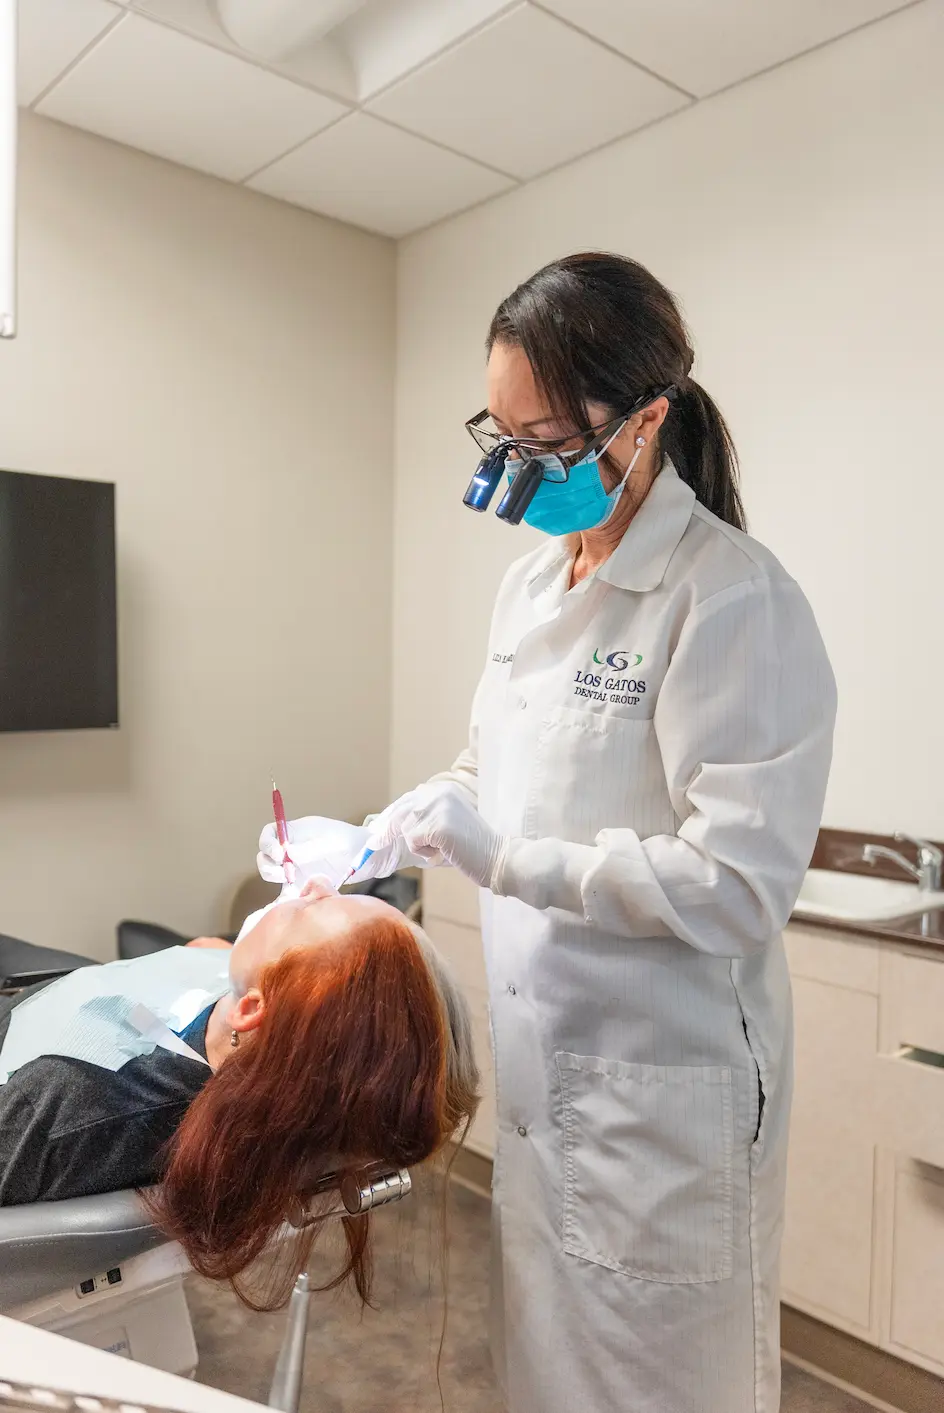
[0,1189,167,1311]
[0,934,97,984]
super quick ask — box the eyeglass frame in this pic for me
[464,384,677,483]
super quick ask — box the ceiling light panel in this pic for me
[366,3,687,181]
[248,111,515,236]
[18,0,121,106]
[537,0,916,98]
[335,0,514,101]
[216,0,370,59]
[129,0,357,99]
[36,14,349,182]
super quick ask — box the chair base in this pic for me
[5,1241,197,1377]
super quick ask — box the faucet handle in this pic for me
[895,831,943,863]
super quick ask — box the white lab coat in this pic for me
[436,463,836,1413]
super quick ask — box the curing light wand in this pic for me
[341,842,375,887]
[271,779,296,886]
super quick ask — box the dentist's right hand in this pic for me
[256,795,440,887]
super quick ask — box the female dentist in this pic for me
[262,253,836,1413]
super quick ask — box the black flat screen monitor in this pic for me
[0,469,118,732]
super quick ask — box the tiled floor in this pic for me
[188,1180,875,1412]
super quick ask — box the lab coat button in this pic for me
[517,1125,528,1137]
[508,985,516,996]
[518,697,527,710]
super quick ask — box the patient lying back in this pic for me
[0,881,479,1305]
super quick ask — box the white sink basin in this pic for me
[794,868,944,923]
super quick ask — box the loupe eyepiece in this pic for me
[462,446,505,512]
[495,457,543,525]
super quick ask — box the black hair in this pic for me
[486,252,745,530]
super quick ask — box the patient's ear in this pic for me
[230,988,266,1035]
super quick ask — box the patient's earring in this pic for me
[635,436,646,446]
[230,1029,239,1048]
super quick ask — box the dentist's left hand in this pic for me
[370,782,508,890]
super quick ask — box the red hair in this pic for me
[144,913,478,1309]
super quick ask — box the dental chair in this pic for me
[0,1167,412,1411]
[0,879,421,1411]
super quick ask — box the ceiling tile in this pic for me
[248,112,516,237]
[129,0,356,100]
[18,0,121,106]
[36,14,349,182]
[335,0,514,101]
[366,3,688,181]
[538,0,916,98]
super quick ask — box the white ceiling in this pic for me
[18,0,918,238]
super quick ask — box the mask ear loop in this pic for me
[597,434,647,528]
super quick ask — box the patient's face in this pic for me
[228,881,397,996]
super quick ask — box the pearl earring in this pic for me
[635,436,646,447]
[230,1030,239,1048]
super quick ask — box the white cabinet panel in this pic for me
[465,984,496,1160]
[423,867,481,929]
[881,949,944,1056]
[781,976,878,1331]
[421,875,495,1159]
[784,923,879,994]
[889,1166,944,1373]
[875,1050,944,1171]
[422,914,487,995]
[876,947,944,1171]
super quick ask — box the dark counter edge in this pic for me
[790,826,944,952]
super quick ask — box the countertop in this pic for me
[0,1317,263,1413]
[790,826,944,954]
[790,903,944,951]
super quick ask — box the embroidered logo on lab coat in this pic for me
[592,650,643,670]
[574,650,647,708]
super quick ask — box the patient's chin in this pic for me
[234,883,304,945]
[300,875,339,901]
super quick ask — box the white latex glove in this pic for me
[257,816,370,890]
[347,788,444,882]
[370,781,508,890]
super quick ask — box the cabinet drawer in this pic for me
[881,950,944,1056]
[889,1165,944,1372]
[784,923,879,994]
[876,1049,944,1170]
[422,915,487,994]
[423,868,481,928]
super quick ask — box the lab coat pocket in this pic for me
[556,1053,734,1283]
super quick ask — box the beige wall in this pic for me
[393,0,944,840]
[0,113,395,959]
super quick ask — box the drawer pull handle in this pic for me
[894,1045,944,1069]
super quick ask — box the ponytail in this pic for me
[663,379,744,531]
[487,252,746,531]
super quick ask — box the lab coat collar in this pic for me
[524,539,573,596]
[522,461,696,600]
[597,460,696,593]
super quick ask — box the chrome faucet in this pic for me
[862,832,943,892]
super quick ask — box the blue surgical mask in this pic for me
[505,433,645,537]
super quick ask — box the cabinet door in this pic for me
[888,1164,944,1374]
[781,976,878,1333]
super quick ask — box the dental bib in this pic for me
[0,945,232,1083]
